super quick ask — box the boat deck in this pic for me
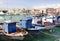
[0,27,28,37]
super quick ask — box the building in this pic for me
[8,8,22,14]
[40,8,46,14]
[8,9,15,14]
[57,8,60,16]
[32,9,40,15]
[46,8,57,15]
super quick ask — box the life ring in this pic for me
[57,16,60,21]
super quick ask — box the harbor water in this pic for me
[0,27,60,41]
[0,14,33,23]
[0,14,60,41]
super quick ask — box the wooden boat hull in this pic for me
[0,27,28,37]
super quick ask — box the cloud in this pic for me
[0,1,4,4]
[32,4,60,9]
[0,0,60,9]
[0,0,7,9]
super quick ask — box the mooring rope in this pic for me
[28,33,34,38]
[40,31,60,37]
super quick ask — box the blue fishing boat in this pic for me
[20,14,60,34]
[0,20,28,40]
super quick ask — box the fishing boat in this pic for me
[20,14,58,31]
[0,20,28,40]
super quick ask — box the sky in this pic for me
[0,0,60,9]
